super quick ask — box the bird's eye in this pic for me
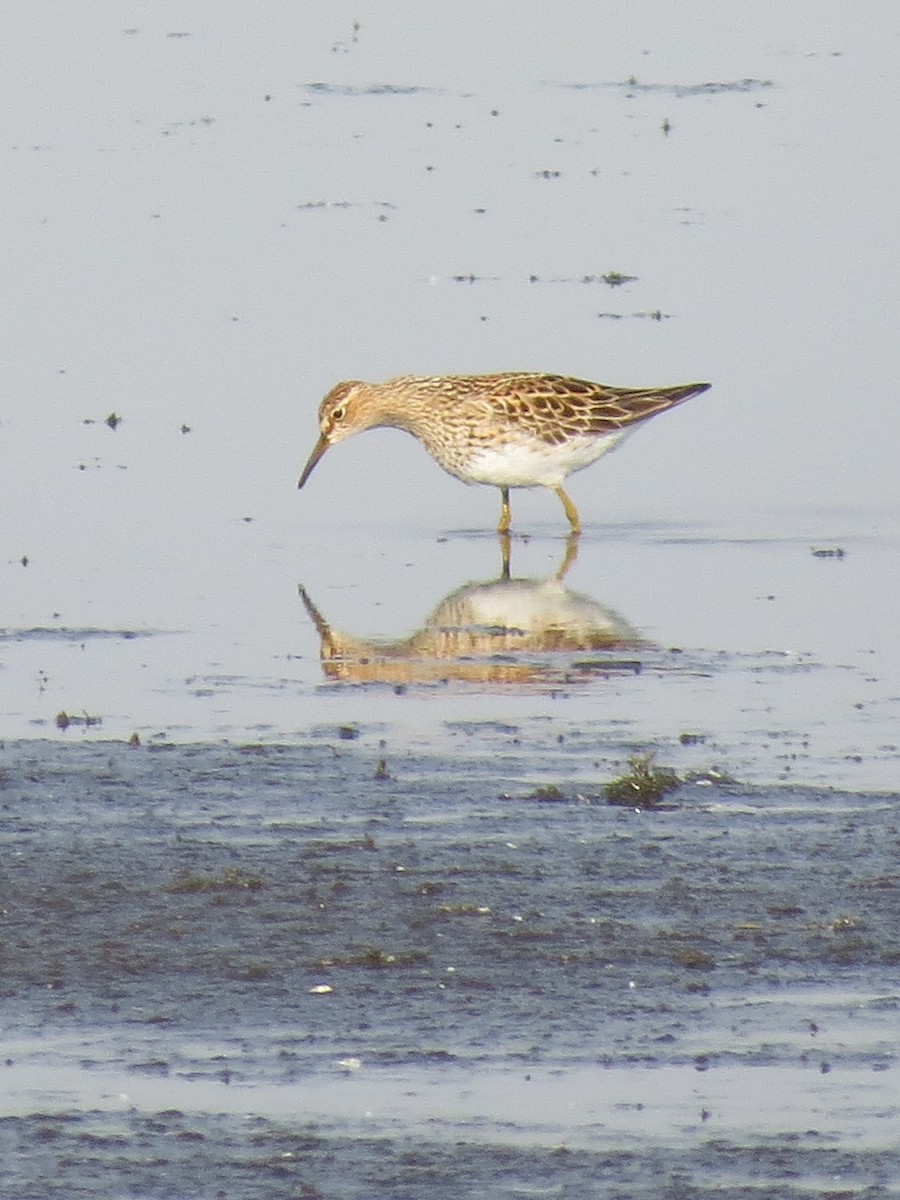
[332,405,346,422]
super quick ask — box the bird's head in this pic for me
[297,380,372,488]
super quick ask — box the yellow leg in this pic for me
[498,487,511,534]
[499,531,511,580]
[555,486,581,534]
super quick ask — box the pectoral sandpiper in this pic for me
[298,373,710,533]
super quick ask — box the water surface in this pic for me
[2,3,899,1195]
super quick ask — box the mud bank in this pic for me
[1,739,898,1196]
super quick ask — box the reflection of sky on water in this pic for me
[2,3,898,779]
[5,2,898,525]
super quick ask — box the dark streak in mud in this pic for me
[547,77,775,97]
[0,627,168,643]
[305,82,439,97]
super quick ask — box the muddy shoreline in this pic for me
[1,739,898,1196]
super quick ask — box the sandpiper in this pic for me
[298,373,710,533]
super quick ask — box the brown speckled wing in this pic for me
[476,374,707,445]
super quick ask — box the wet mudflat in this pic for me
[5,3,900,1195]
[3,1114,898,1200]
[1,739,898,1197]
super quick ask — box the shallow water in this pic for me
[3,513,897,795]
[3,3,900,1196]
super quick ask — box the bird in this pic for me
[297,373,710,533]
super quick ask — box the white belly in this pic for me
[460,430,631,488]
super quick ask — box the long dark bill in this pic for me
[297,435,330,488]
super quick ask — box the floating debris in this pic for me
[684,767,739,786]
[81,413,122,429]
[526,271,643,290]
[297,199,396,212]
[305,82,434,97]
[331,19,361,53]
[55,710,102,731]
[1,627,159,643]
[598,310,671,321]
[830,914,860,933]
[811,546,845,558]
[549,77,773,97]
[599,271,637,287]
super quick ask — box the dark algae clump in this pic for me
[605,752,683,807]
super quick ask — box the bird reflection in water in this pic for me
[298,536,646,686]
